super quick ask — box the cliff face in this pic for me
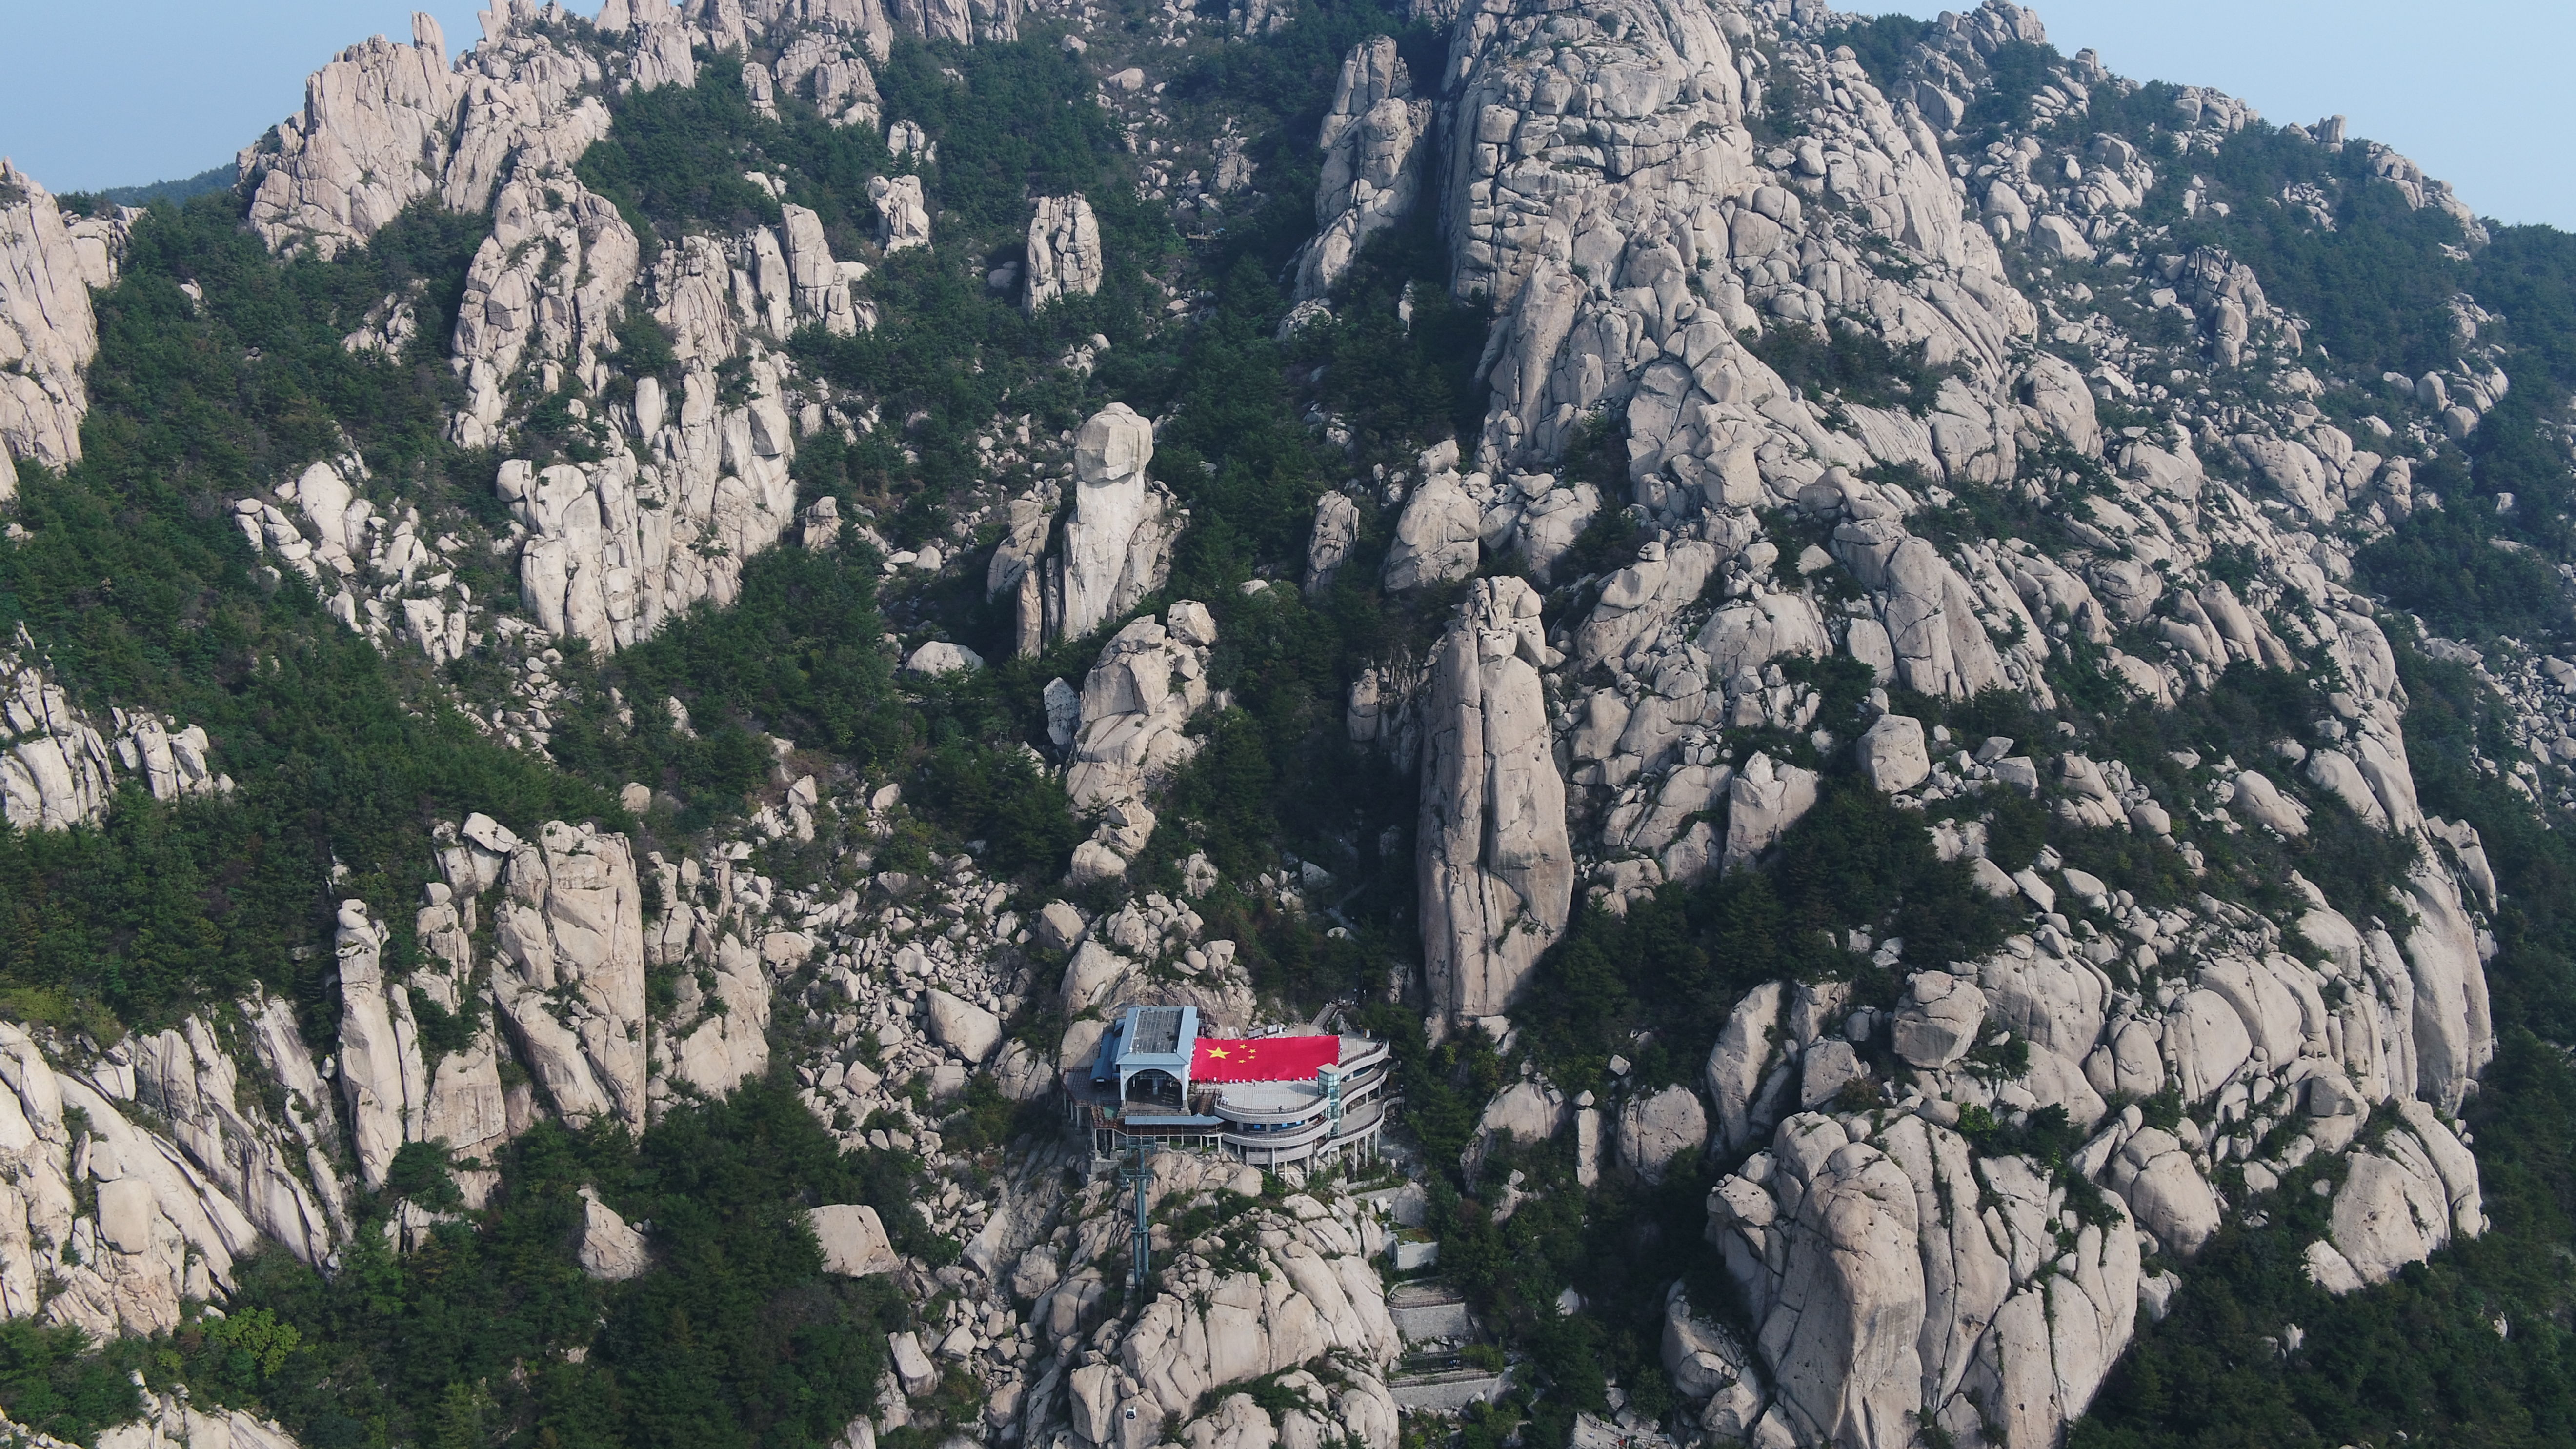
[1362,0,2519,1440]
[0,161,126,479]
[0,0,2562,1446]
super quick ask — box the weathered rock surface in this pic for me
[1856,714,1931,794]
[1292,37,1431,300]
[0,161,117,477]
[238,15,476,259]
[131,1003,347,1271]
[490,822,651,1130]
[1053,1153,1401,1444]
[1026,195,1104,310]
[1381,443,1488,592]
[92,1390,305,1449]
[0,1013,347,1336]
[448,177,639,447]
[578,1189,650,1280]
[810,1203,900,1276]
[1046,404,1179,646]
[871,175,931,252]
[1303,490,1361,595]
[1064,604,1218,815]
[1417,578,1572,1023]
[926,989,1004,1064]
[0,643,232,831]
[1709,1110,2140,1449]
[503,356,801,655]
[1616,1084,1707,1183]
[1722,752,1819,870]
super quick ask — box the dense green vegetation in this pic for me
[17,6,2576,1449]
[1514,775,2016,1096]
[169,1082,931,1449]
[2072,644,2576,1448]
[1744,322,1961,418]
[549,545,910,830]
[0,198,614,1039]
[1814,14,1932,94]
[0,1322,145,1443]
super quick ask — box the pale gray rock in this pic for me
[1711,1116,1924,1448]
[1722,753,1819,870]
[2234,434,2338,520]
[2328,1144,2455,1285]
[1112,1172,1401,1425]
[1047,404,1178,645]
[448,178,641,447]
[1855,715,1930,794]
[1293,38,1431,299]
[94,1389,307,1449]
[577,1189,650,1280]
[489,822,651,1130]
[659,926,772,1100]
[130,1009,346,1269]
[780,204,864,335]
[2018,352,2102,456]
[1026,195,1104,310]
[926,988,1003,1064]
[2401,859,2494,1114]
[1464,1080,1567,1174]
[811,1203,901,1276]
[906,641,985,676]
[1382,444,1486,592]
[1507,478,1602,581]
[988,484,1061,649]
[1303,491,1361,595]
[1707,982,1787,1153]
[1661,1285,1757,1408]
[2029,213,2095,263]
[1568,539,1714,676]
[0,647,227,830]
[890,1330,938,1397]
[1034,899,1089,952]
[1697,591,1830,684]
[1799,1040,1867,1110]
[503,354,801,655]
[2166,988,2254,1103]
[1831,522,2010,700]
[0,161,110,477]
[1065,605,1218,817]
[1617,1085,1707,1183]
[2227,770,2309,837]
[1892,972,1984,1070]
[332,902,421,1193]
[238,16,470,259]
[1418,578,1572,1022]
[870,175,931,252]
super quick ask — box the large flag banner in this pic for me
[1191,1035,1341,1083]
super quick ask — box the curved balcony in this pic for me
[1219,1097,1387,1167]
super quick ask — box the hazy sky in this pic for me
[0,0,2569,230]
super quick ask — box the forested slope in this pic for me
[0,1,2573,1448]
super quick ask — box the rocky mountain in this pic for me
[0,0,2572,1447]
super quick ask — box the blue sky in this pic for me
[0,0,2569,230]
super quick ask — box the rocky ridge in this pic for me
[0,161,129,479]
[0,633,233,831]
[0,0,2556,1447]
[1342,0,2523,1443]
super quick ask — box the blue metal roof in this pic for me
[1114,1005,1198,1073]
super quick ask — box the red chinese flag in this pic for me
[1191,1035,1341,1083]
